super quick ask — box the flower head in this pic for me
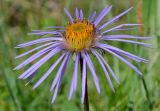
[15,6,151,103]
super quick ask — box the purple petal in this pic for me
[28,30,58,36]
[64,8,73,23]
[75,8,79,19]
[51,53,70,103]
[91,49,115,92]
[51,78,60,103]
[68,53,80,100]
[52,54,70,103]
[98,43,148,63]
[81,52,100,93]
[31,30,64,36]
[60,54,69,81]
[18,47,62,79]
[28,31,63,36]
[33,53,65,89]
[99,7,133,30]
[25,69,38,86]
[97,45,142,75]
[14,43,61,70]
[81,58,86,103]
[109,27,137,31]
[94,50,120,84]
[102,24,142,34]
[101,35,152,40]
[44,26,65,29]
[89,11,96,22]
[68,81,74,100]
[50,53,70,91]
[16,42,54,58]
[80,9,84,20]
[73,53,80,91]
[103,39,152,47]
[16,37,62,48]
[94,6,112,26]
[51,54,69,104]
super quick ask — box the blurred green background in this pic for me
[0,0,160,111]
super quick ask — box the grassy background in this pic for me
[0,0,160,111]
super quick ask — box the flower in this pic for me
[15,6,151,103]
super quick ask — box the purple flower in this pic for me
[15,6,151,103]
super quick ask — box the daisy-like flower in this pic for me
[15,6,151,103]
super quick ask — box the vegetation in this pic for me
[0,0,159,110]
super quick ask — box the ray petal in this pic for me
[25,69,38,86]
[98,43,148,63]
[68,53,80,100]
[19,47,62,79]
[33,53,65,89]
[101,35,152,40]
[28,31,62,36]
[81,52,100,93]
[102,24,142,34]
[104,39,152,47]
[44,26,65,29]
[51,78,60,103]
[50,53,70,91]
[91,49,115,92]
[94,6,112,26]
[80,9,84,20]
[14,43,60,70]
[16,42,54,58]
[64,8,73,23]
[75,8,79,19]
[16,38,62,48]
[89,11,96,22]
[94,50,120,84]
[98,45,142,75]
[51,53,70,103]
[109,27,137,31]
[99,7,133,30]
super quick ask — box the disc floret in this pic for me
[64,19,96,51]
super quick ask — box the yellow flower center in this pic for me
[64,19,95,51]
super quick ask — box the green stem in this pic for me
[84,76,89,111]
[80,56,89,111]
[141,77,153,109]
